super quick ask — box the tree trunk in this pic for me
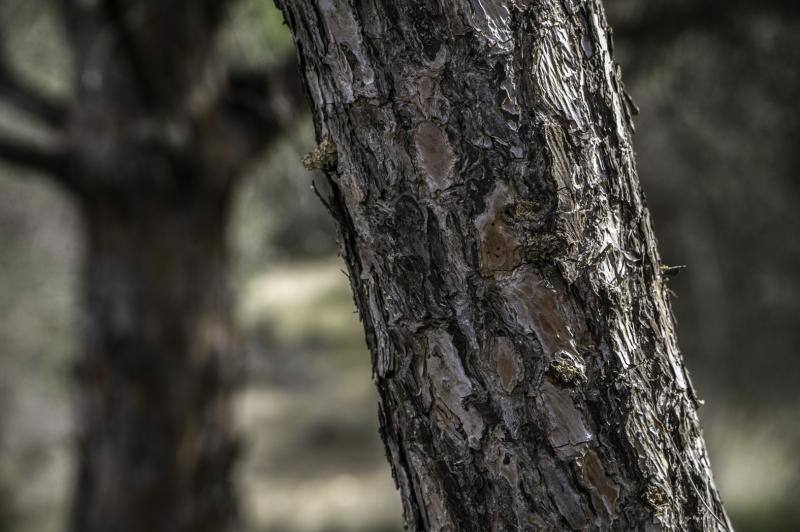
[71,192,239,532]
[275,0,732,530]
[61,2,243,531]
[0,1,306,530]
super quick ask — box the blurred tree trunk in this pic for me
[71,193,240,532]
[0,1,303,531]
[62,3,243,531]
[276,0,732,530]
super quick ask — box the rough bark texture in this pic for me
[275,1,731,530]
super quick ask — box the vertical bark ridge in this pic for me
[276,0,731,530]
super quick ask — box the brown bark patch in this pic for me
[476,183,521,275]
[493,336,524,393]
[579,448,619,521]
[414,121,454,191]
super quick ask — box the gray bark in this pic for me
[275,0,731,530]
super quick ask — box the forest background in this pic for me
[0,0,797,530]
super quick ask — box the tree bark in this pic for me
[275,0,731,530]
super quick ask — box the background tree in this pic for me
[275,0,731,529]
[0,1,304,530]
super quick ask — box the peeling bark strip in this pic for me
[276,1,731,530]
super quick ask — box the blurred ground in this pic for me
[236,260,402,532]
[1,1,799,531]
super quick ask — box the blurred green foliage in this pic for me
[221,0,295,69]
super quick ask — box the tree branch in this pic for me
[99,0,238,109]
[0,64,67,128]
[100,0,157,107]
[0,133,71,182]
